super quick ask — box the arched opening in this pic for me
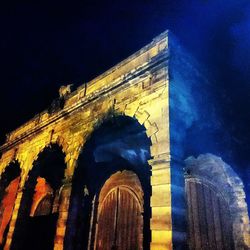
[11,144,66,250]
[94,170,143,250]
[65,114,152,250]
[0,161,21,250]
[185,154,250,250]
[185,178,234,250]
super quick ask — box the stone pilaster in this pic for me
[4,174,26,250]
[53,147,81,250]
[148,154,172,250]
[54,179,72,250]
[4,183,24,250]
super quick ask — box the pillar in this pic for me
[53,150,80,250]
[54,179,72,250]
[4,168,27,250]
[4,189,23,250]
[149,154,172,250]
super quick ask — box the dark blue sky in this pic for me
[0,0,250,168]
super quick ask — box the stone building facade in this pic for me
[0,31,249,250]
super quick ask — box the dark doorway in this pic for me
[24,213,58,250]
[11,144,66,250]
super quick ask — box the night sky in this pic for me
[0,1,250,171]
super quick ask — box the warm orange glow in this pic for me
[30,177,53,216]
[0,177,20,244]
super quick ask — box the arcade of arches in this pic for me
[0,31,249,250]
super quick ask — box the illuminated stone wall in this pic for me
[0,32,171,250]
[0,31,249,250]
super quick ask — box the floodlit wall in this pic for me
[0,31,248,250]
[0,31,171,250]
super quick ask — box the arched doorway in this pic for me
[94,171,143,250]
[11,144,66,250]
[185,154,250,250]
[0,161,20,250]
[65,114,151,250]
[185,178,234,250]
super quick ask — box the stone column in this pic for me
[4,190,23,250]
[4,169,27,250]
[54,179,72,250]
[140,88,172,250]
[149,154,172,250]
[53,148,80,250]
[130,87,172,249]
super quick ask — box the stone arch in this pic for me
[31,140,67,167]
[185,153,250,249]
[0,148,21,177]
[123,100,171,249]
[0,161,21,249]
[30,144,66,188]
[17,134,69,179]
[0,160,21,187]
[11,143,67,250]
[88,108,156,156]
[65,113,152,250]
[124,106,160,145]
[67,97,171,249]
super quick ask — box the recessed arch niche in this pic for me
[184,154,250,250]
[0,161,21,250]
[65,114,152,250]
[11,144,66,250]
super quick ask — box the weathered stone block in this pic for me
[151,184,171,207]
[151,206,172,230]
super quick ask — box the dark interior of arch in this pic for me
[65,115,152,250]
[11,144,66,250]
[32,144,66,190]
[0,161,21,250]
[0,161,20,201]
